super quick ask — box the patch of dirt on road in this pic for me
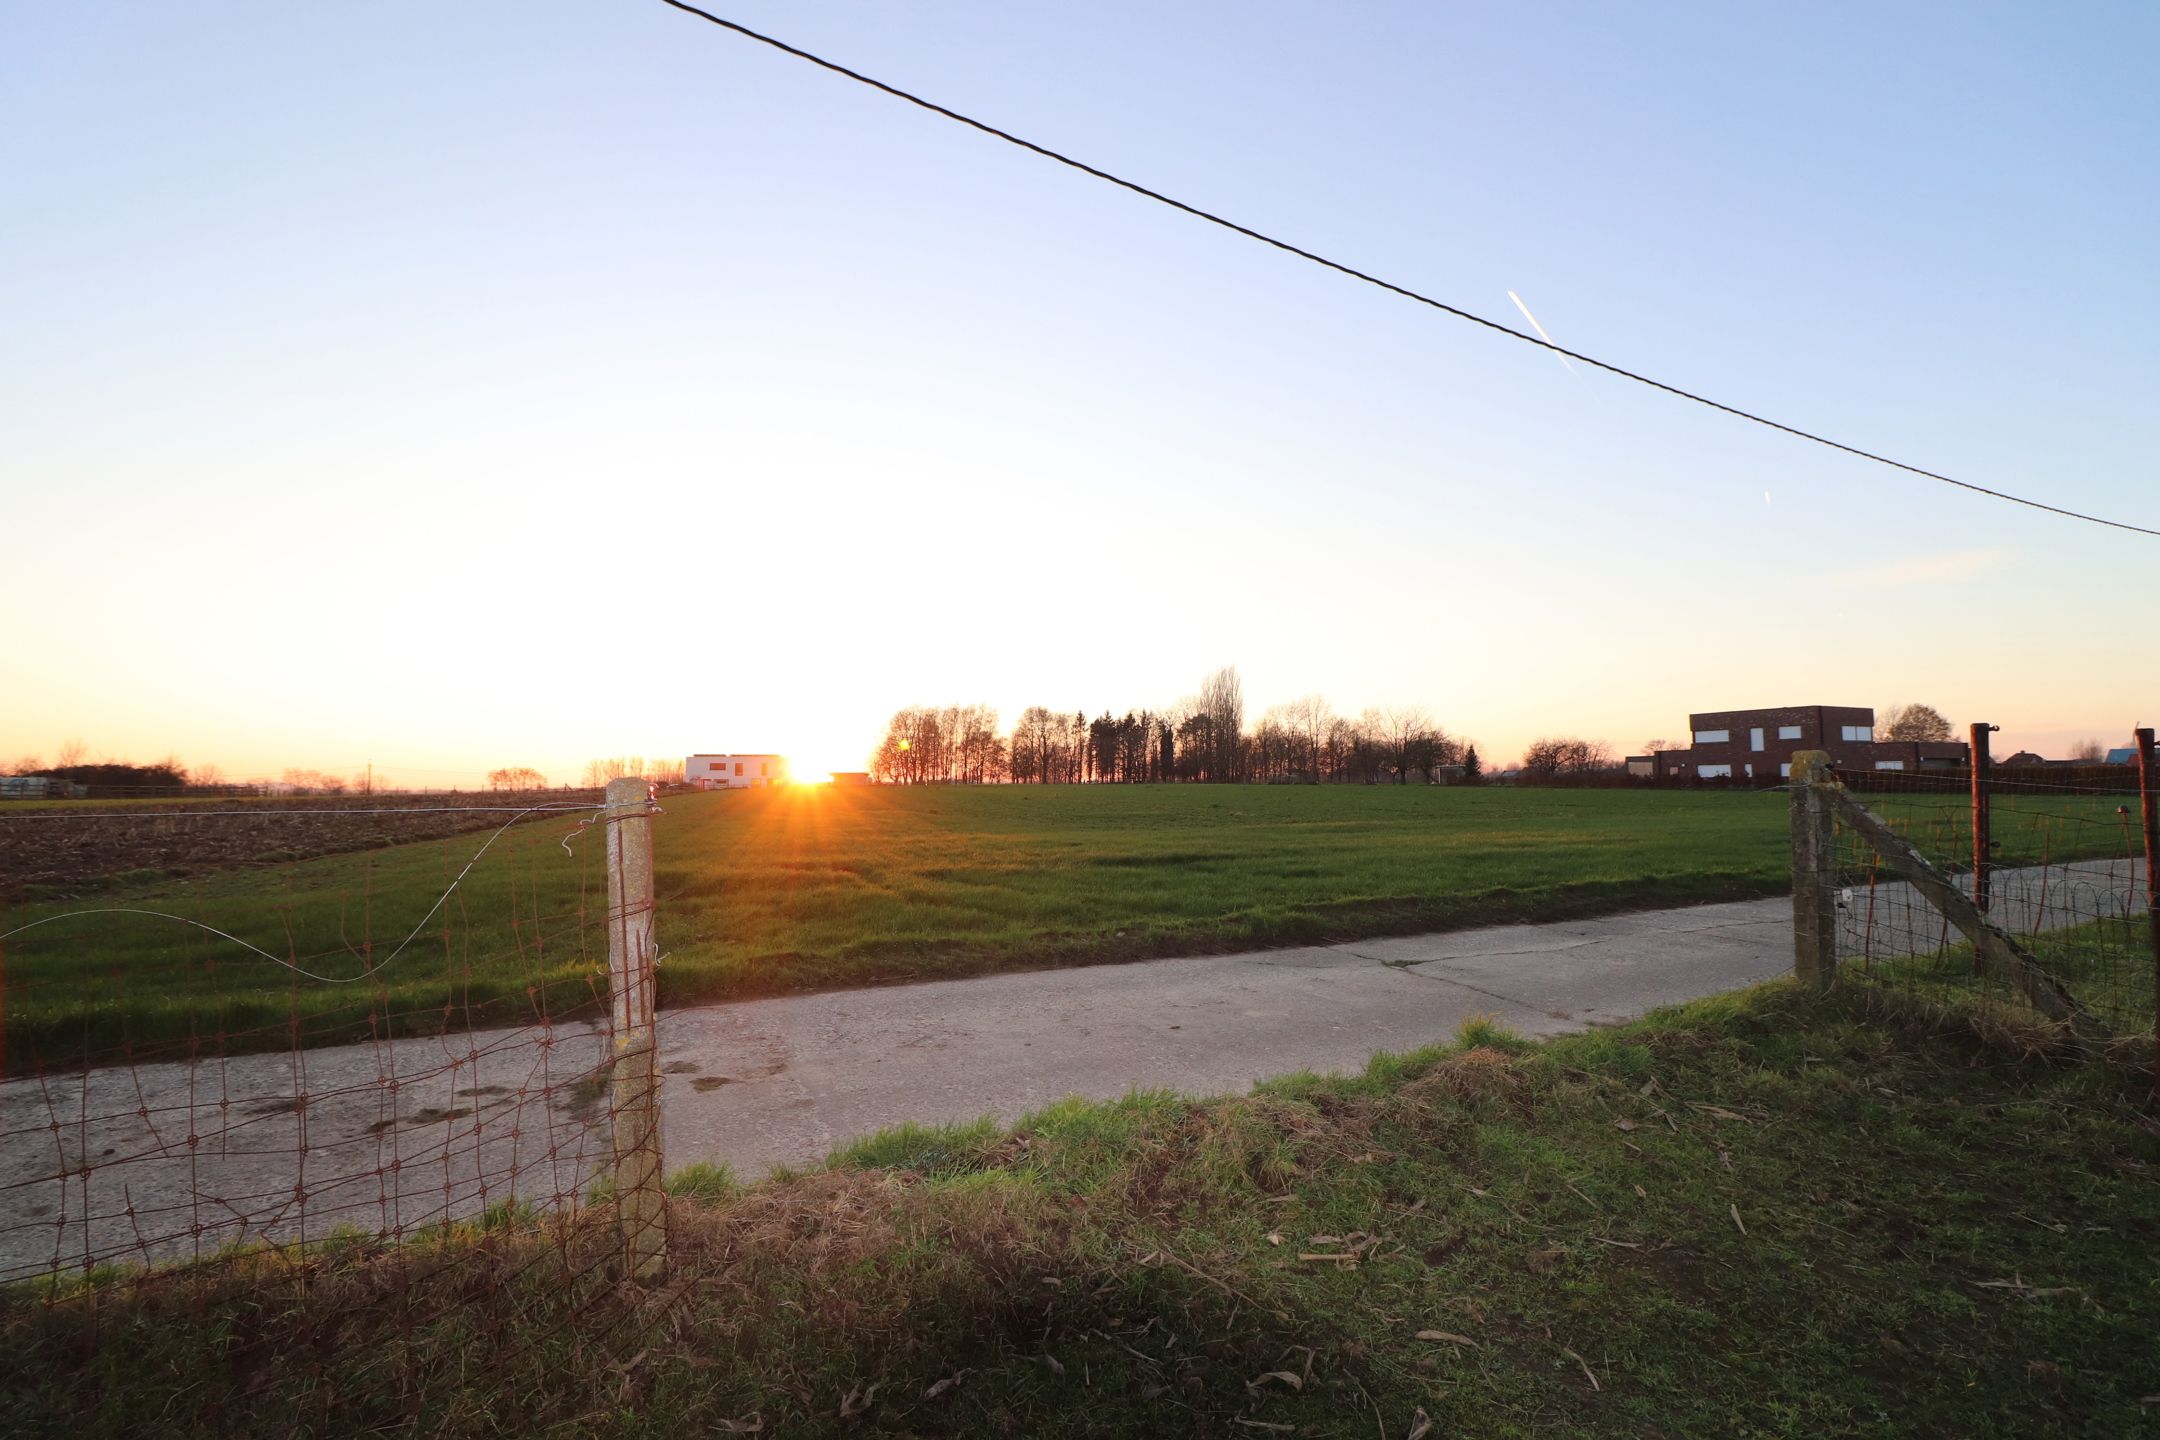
[0,790,604,899]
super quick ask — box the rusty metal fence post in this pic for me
[1789,751,1837,984]
[2134,727,2159,1086]
[1969,722,1994,916]
[603,776,666,1279]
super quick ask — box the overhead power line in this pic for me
[658,1,2156,539]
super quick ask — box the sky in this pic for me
[3,1,2155,784]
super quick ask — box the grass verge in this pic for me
[6,981,2156,1436]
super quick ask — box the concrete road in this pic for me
[3,857,2144,1279]
[651,896,1796,1179]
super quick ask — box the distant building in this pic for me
[686,754,788,789]
[827,771,871,786]
[1625,755,1658,778]
[1650,706,1968,781]
[2104,744,2154,766]
[0,775,88,800]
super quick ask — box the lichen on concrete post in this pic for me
[1788,750,1838,984]
[603,776,666,1279]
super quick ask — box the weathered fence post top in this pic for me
[1788,750,1834,788]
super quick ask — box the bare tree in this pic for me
[1197,666,1244,782]
[1519,737,1618,784]
[1285,695,1331,781]
[2070,738,2106,763]
[1879,702,1953,743]
[7,755,44,776]
[54,739,88,770]
[1376,704,1437,784]
[282,767,347,795]
[1641,738,1681,754]
[488,766,548,790]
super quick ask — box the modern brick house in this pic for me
[1632,705,1968,782]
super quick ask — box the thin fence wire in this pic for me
[1829,764,2156,1037]
[0,794,664,1356]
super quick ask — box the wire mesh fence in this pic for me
[0,783,667,1325]
[1823,745,2158,1047]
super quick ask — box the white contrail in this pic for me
[1506,289,1576,373]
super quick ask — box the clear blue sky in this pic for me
[3,1,2153,781]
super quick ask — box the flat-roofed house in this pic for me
[686,754,789,789]
[1653,706,1968,782]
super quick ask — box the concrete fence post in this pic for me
[603,776,666,1280]
[1788,750,1838,984]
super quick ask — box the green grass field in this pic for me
[0,784,2135,1069]
[9,983,2156,1436]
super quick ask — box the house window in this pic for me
[1693,729,1730,745]
[1744,763,1754,777]
[1696,764,1733,779]
[1841,725,1873,742]
[1780,762,1792,778]
[760,762,769,776]
[1778,725,1801,740]
[1750,727,1765,752]
[709,761,724,772]
[734,763,744,776]
[1874,760,1905,771]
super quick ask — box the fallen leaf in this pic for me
[1265,1230,1286,1246]
[921,1371,970,1402]
[1614,1117,1638,1132]
[713,1417,764,1435]
[1415,1330,1481,1349]
[1561,1345,1601,1391]
[1037,1353,1065,1375]
[1406,1407,1434,1440]
[1309,1234,1344,1245]
[1248,1370,1304,1392]
[837,1379,882,1418]
[1633,1184,1647,1199]
[1730,1204,1747,1236]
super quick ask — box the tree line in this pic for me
[870,667,1482,785]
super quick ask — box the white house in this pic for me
[687,754,789,789]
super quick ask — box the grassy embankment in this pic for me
[6,982,2156,1436]
[0,784,2130,1068]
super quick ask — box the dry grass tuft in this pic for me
[1405,1045,1524,1104]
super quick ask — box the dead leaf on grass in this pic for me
[1406,1407,1434,1440]
[713,1418,764,1435]
[1265,1230,1286,1245]
[1633,1184,1647,1199]
[920,1371,970,1402]
[1730,1204,1747,1236]
[1613,1117,1638,1132]
[1247,1369,1304,1392]
[1414,1330,1480,1349]
[1561,1345,1601,1391]
[837,1380,882,1418]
